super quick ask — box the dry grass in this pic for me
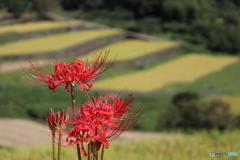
[78,39,178,62]
[0,29,123,56]
[92,54,239,92]
[0,20,81,34]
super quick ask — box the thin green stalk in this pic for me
[52,133,56,160]
[70,82,82,160]
[93,141,98,160]
[88,143,92,160]
[100,145,104,160]
[57,134,62,160]
[70,82,76,120]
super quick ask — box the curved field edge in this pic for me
[77,39,178,62]
[91,54,239,92]
[0,130,239,160]
[0,21,82,34]
[0,29,124,56]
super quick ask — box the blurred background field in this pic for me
[0,0,240,159]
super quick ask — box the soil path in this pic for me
[0,59,51,73]
[0,118,182,148]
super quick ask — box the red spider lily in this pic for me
[61,91,142,156]
[22,52,114,92]
[46,109,69,133]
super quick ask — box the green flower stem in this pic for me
[57,133,62,160]
[52,133,56,160]
[88,143,92,160]
[100,145,104,160]
[93,141,98,160]
[70,82,82,160]
[70,82,76,119]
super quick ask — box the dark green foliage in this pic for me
[206,24,240,53]
[5,0,28,18]
[172,92,198,106]
[136,17,161,33]
[158,92,235,131]
[60,0,79,10]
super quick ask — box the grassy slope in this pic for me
[0,130,239,160]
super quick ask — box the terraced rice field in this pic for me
[205,95,240,115]
[92,54,239,92]
[0,29,123,56]
[78,39,178,62]
[0,20,82,34]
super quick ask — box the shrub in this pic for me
[158,92,235,131]
[6,0,28,18]
[136,17,161,33]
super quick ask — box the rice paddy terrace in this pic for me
[0,29,123,57]
[0,21,82,34]
[78,39,178,63]
[92,54,239,92]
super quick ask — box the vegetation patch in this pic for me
[92,54,238,92]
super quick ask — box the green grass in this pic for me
[0,83,170,131]
[0,29,123,56]
[0,130,239,160]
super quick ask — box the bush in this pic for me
[6,0,28,18]
[136,17,161,33]
[158,92,235,131]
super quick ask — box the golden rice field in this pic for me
[92,54,239,92]
[0,20,82,34]
[78,39,178,62]
[0,29,123,56]
[205,95,240,115]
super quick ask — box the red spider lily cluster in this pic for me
[48,93,142,156]
[23,52,142,160]
[23,53,113,92]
